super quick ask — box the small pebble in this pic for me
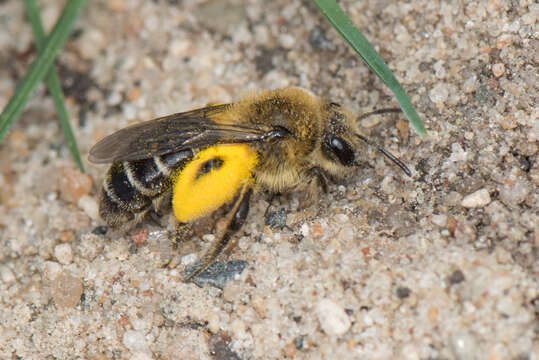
[300,223,310,237]
[223,281,243,302]
[131,228,149,245]
[188,260,249,289]
[454,221,477,242]
[0,265,15,283]
[396,286,411,299]
[316,299,351,336]
[498,115,518,130]
[400,344,420,360]
[54,243,73,265]
[446,216,457,235]
[208,333,242,360]
[396,119,410,139]
[78,195,100,221]
[450,331,478,360]
[77,29,105,59]
[202,233,216,242]
[126,87,141,101]
[122,330,150,354]
[294,335,305,350]
[91,226,108,235]
[309,26,334,50]
[52,271,83,309]
[169,39,190,57]
[266,208,287,229]
[496,34,513,49]
[499,178,530,206]
[494,247,511,263]
[360,115,381,128]
[492,63,505,77]
[59,168,93,204]
[42,261,62,281]
[461,188,491,208]
[447,269,465,285]
[279,34,295,49]
[108,0,128,12]
[429,83,449,104]
[312,223,324,238]
[284,341,297,358]
[335,213,349,224]
[229,318,247,340]
[195,0,246,35]
[431,214,447,227]
[181,253,197,266]
[496,294,520,316]
[251,294,267,319]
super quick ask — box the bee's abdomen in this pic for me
[100,150,193,227]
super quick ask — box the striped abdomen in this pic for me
[100,150,193,227]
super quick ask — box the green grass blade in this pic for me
[25,0,85,172]
[312,0,426,137]
[0,0,87,143]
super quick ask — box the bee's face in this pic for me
[320,102,361,168]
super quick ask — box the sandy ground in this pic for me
[0,0,537,359]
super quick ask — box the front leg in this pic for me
[299,167,330,210]
[184,184,253,282]
[309,166,329,194]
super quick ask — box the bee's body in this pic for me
[90,88,410,280]
[100,150,193,227]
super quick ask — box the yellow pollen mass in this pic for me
[172,144,258,223]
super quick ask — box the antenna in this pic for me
[355,108,411,177]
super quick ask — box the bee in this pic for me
[89,88,411,281]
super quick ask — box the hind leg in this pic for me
[184,184,253,282]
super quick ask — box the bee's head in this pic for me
[320,102,356,167]
[320,102,411,176]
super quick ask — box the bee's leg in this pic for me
[310,166,329,194]
[184,184,253,282]
[172,223,189,248]
[145,192,173,227]
[263,193,279,218]
[299,167,329,210]
[154,191,172,217]
[159,222,190,267]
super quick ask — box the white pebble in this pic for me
[499,178,530,206]
[181,253,197,266]
[492,63,505,77]
[461,189,491,208]
[335,213,349,223]
[316,299,351,336]
[429,83,449,104]
[0,265,15,283]
[78,195,99,221]
[300,223,310,237]
[230,318,248,340]
[496,295,520,316]
[431,214,447,227]
[202,234,216,242]
[42,261,62,281]
[107,91,122,106]
[122,330,150,354]
[279,34,295,49]
[54,243,73,265]
[400,344,420,360]
[169,39,190,57]
[450,331,478,360]
[77,29,105,59]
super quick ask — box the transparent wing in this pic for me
[88,104,273,163]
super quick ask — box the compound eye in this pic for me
[326,136,355,166]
